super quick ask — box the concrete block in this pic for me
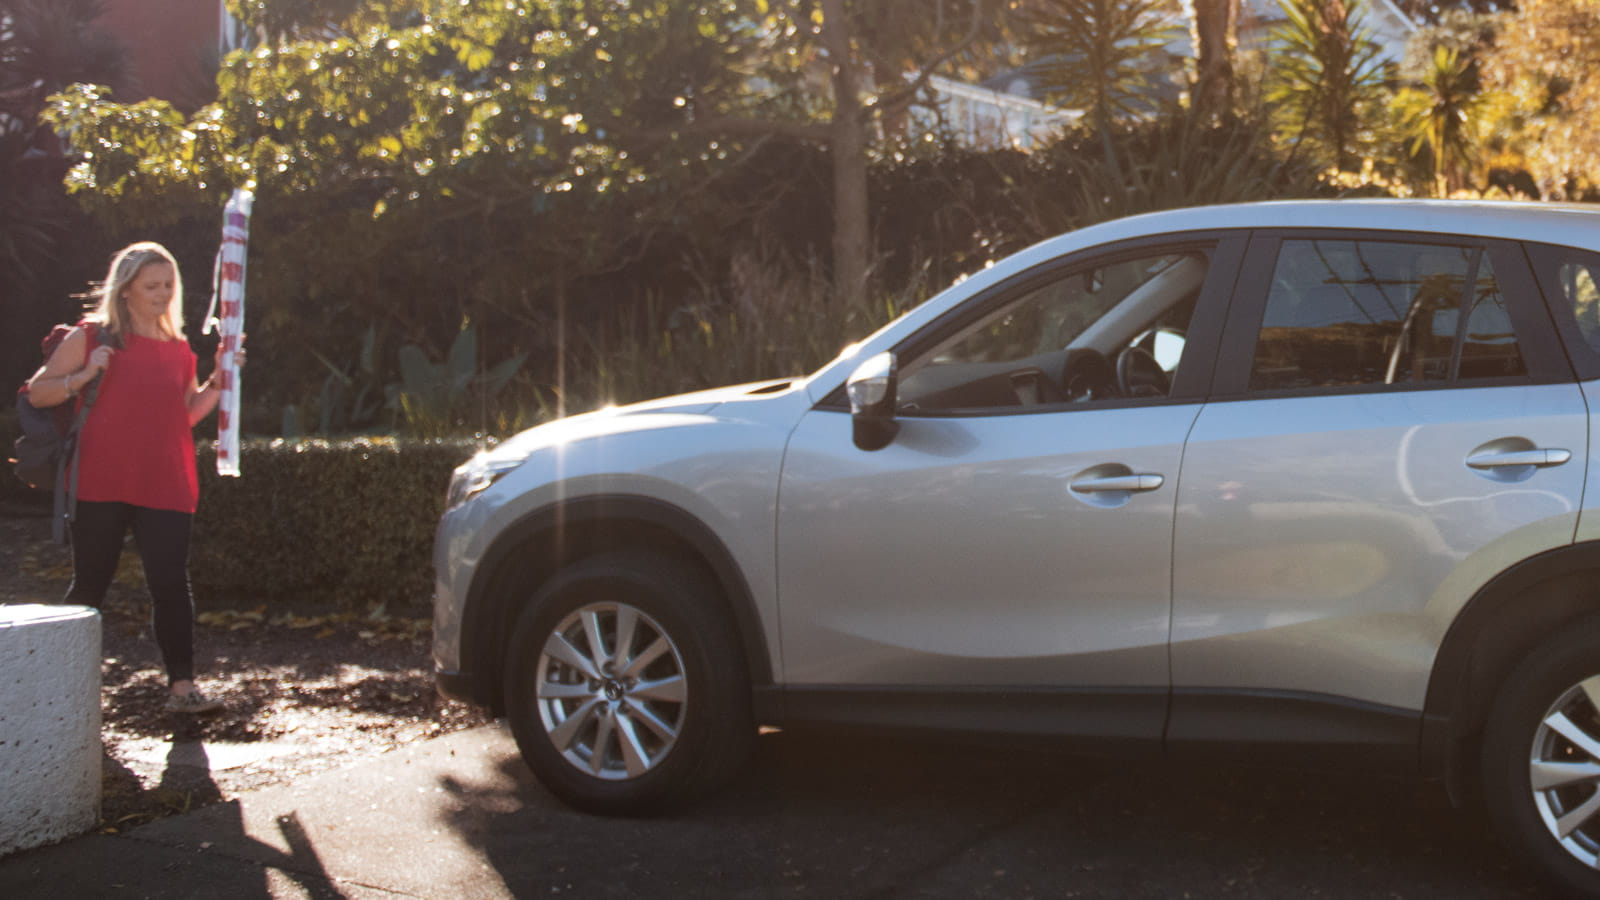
[0,604,101,856]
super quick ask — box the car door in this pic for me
[1169,232,1588,756]
[774,235,1245,743]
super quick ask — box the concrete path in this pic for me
[0,722,1553,898]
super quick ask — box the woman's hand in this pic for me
[84,344,115,377]
[213,333,246,374]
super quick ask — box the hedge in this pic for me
[190,437,485,611]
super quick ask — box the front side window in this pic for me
[1248,239,1526,393]
[897,250,1209,413]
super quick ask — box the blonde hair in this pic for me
[86,242,185,341]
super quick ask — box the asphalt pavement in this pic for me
[0,722,1555,898]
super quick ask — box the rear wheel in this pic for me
[1482,619,1600,896]
[503,551,753,814]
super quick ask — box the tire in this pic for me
[1482,618,1600,897]
[502,550,754,815]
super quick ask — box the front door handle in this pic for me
[1466,448,1572,470]
[1069,473,1165,494]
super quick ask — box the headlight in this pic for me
[445,452,524,510]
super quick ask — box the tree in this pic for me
[1010,0,1180,187]
[47,1,1008,312]
[1,0,130,394]
[1191,0,1240,119]
[1014,0,1181,127]
[1392,45,1483,194]
[1481,0,1600,199]
[1264,0,1388,173]
[711,1,1005,304]
[0,0,125,283]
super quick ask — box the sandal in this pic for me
[163,690,225,714]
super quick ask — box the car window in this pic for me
[1248,239,1525,392]
[1544,249,1600,356]
[896,250,1208,413]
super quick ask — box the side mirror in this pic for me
[846,352,899,451]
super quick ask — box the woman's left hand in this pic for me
[213,333,247,374]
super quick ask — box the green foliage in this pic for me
[42,84,233,229]
[1042,106,1336,227]
[545,250,928,415]
[1265,0,1389,172]
[1392,45,1484,194]
[1014,0,1183,127]
[282,324,393,436]
[0,0,130,386]
[1481,0,1600,200]
[393,325,526,438]
[190,436,483,609]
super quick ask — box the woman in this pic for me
[26,241,245,714]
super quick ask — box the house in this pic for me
[922,75,1081,151]
[1234,0,1418,64]
[95,0,247,107]
[925,0,1417,149]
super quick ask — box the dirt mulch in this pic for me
[1,507,494,833]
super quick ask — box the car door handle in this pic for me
[1069,473,1165,494]
[1465,449,1572,470]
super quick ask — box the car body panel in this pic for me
[432,381,813,677]
[1172,383,1587,710]
[776,402,1198,691]
[1574,380,1600,543]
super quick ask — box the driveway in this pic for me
[0,723,1548,898]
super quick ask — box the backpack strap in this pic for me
[52,325,108,546]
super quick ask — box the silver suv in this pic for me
[434,200,1600,894]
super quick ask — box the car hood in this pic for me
[487,378,798,462]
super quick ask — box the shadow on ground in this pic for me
[436,730,1548,898]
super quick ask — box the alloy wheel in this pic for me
[535,601,688,780]
[1528,675,1600,867]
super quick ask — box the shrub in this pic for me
[190,436,484,611]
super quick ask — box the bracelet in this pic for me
[63,374,78,398]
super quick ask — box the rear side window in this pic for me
[1249,239,1525,392]
[1544,248,1600,355]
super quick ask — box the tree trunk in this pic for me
[1192,0,1238,120]
[820,0,870,309]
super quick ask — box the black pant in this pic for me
[67,500,197,685]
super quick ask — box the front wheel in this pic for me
[1482,619,1600,896]
[503,551,753,815]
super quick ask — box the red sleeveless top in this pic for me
[75,330,199,513]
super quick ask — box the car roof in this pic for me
[1082,199,1600,249]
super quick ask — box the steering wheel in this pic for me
[1059,349,1117,402]
[1115,346,1170,398]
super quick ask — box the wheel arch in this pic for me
[1423,541,1600,787]
[459,494,774,712]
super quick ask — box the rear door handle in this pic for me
[1466,449,1572,470]
[1069,473,1165,494]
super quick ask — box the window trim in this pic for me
[817,232,1248,415]
[1210,230,1572,400]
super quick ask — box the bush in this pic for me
[190,436,484,611]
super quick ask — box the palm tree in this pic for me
[1014,0,1182,184]
[1394,44,1482,194]
[1264,0,1388,173]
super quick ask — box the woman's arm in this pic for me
[185,375,221,426]
[186,339,244,426]
[24,329,110,409]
